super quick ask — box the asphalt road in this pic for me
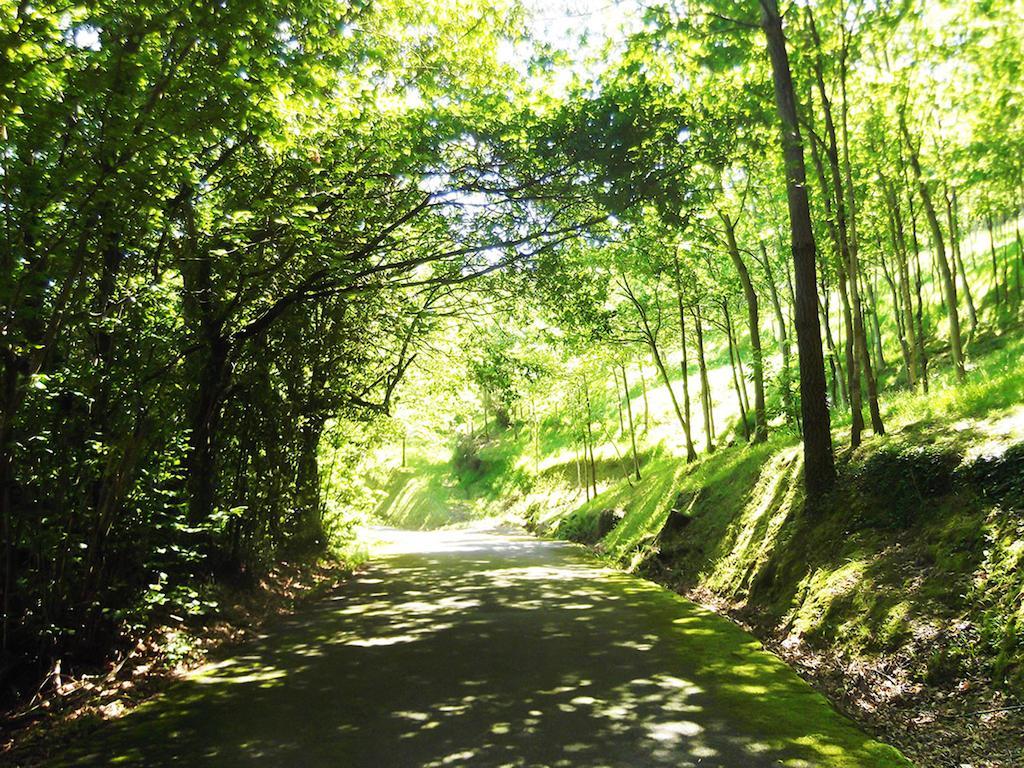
[57,528,910,767]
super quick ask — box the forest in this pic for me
[2,0,1023,765]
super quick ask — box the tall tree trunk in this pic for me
[761,0,835,495]
[900,112,965,381]
[532,396,540,476]
[293,417,325,550]
[903,175,930,392]
[582,377,598,497]
[865,271,886,374]
[807,97,859,434]
[181,194,230,531]
[186,334,229,528]
[651,331,696,461]
[614,370,625,433]
[1014,208,1024,305]
[945,186,978,337]
[0,356,18,653]
[722,214,767,441]
[851,266,886,437]
[621,275,696,461]
[837,264,863,444]
[880,247,910,383]
[723,301,750,442]
[735,328,751,415]
[1009,194,1024,306]
[621,365,641,481]
[807,11,865,443]
[575,438,586,501]
[692,306,715,452]
[808,10,883,438]
[818,289,842,409]
[759,241,794,425]
[988,216,1002,309]
[839,33,884,439]
[671,252,698,456]
[639,364,650,432]
[887,182,920,388]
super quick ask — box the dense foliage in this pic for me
[3,0,1023,705]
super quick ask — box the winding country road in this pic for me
[59,528,909,767]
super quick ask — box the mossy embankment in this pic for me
[557,429,1024,692]
[372,324,1024,765]
[374,336,1024,705]
[545,339,1024,765]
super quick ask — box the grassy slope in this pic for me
[555,234,1024,695]
[363,235,1024,765]
[557,330,1024,690]
[373,234,1024,694]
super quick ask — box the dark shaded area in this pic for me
[54,529,905,767]
[557,506,622,543]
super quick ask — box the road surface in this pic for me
[58,528,909,767]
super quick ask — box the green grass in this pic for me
[546,350,1024,691]
[365,229,1024,696]
[372,465,451,529]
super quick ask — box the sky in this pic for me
[511,0,646,93]
[524,0,642,48]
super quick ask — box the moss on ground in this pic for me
[553,426,1024,695]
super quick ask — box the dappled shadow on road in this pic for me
[58,530,906,767]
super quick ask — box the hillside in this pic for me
[370,240,1024,767]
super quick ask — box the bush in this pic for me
[557,507,622,544]
[960,442,1024,511]
[851,444,961,529]
[451,434,484,479]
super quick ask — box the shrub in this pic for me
[851,444,961,529]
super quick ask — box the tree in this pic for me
[759,0,835,494]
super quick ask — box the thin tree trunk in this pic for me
[880,246,910,384]
[575,438,585,501]
[0,360,17,652]
[807,96,860,434]
[532,396,540,476]
[723,301,750,441]
[1015,211,1024,305]
[652,334,696,461]
[582,377,598,497]
[672,251,698,455]
[722,214,767,441]
[988,216,1002,309]
[1011,218,1019,305]
[866,271,886,373]
[759,241,794,425]
[900,111,965,380]
[904,177,930,392]
[735,336,751,415]
[837,16,884,439]
[639,364,649,432]
[818,289,842,409]
[692,306,715,452]
[614,371,624,434]
[888,182,920,388]
[945,186,978,337]
[837,264,863,443]
[621,365,641,480]
[620,274,696,461]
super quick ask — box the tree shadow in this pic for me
[56,531,908,767]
